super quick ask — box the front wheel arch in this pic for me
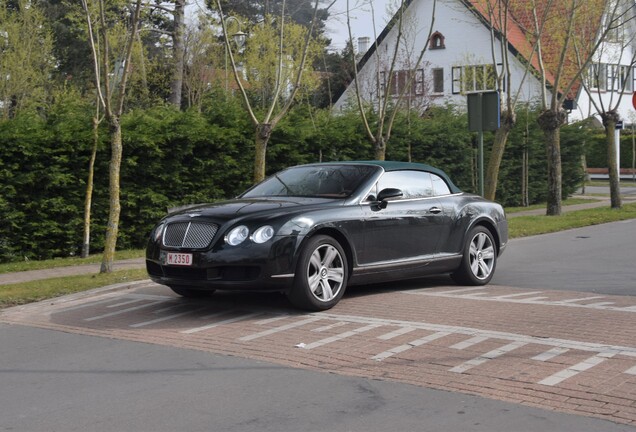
[293,227,354,282]
[287,234,349,311]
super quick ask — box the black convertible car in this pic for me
[146,161,508,310]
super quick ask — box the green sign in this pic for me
[467,91,500,132]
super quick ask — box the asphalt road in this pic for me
[1,220,636,431]
[2,323,633,432]
[492,218,636,296]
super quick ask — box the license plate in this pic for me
[165,252,193,266]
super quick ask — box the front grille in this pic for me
[163,222,218,249]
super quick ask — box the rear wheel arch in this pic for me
[468,219,500,256]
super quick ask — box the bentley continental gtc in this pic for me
[146,161,508,311]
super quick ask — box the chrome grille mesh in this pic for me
[163,222,218,249]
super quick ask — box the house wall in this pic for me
[572,40,636,123]
[333,0,546,113]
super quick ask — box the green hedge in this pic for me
[0,99,584,263]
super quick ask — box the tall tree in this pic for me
[479,0,549,201]
[81,0,143,272]
[577,0,636,209]
[527,0,608,215]
[0,0,54,119]
[144,0,187,107]
[214,0,334,182]
[213,0,329,32]
[346,0,437,160]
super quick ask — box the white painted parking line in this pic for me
[449,341,527,374]
[199,310,233,320]
[532,347,570,362]
[403,291,636,313]
[625,365,636,375]
[558,296,605,304]
[130,308,206,328]
[493,291,544,299]
[538,353,616,386]
[377,326,417,340]
[255,314,290,325]
[431,287,487,295]
[84,301,166,322]
[182,312,263,334]
[239,316,322,341]
[107,299,145,308]
[585,302,615,307]
[519,296,549,302]
[451,336,489,350]
[303,324,380,349]
[372,332,451,361]
[312,321,348,332]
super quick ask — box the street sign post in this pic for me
[467,91,500,196]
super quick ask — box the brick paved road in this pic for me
[2,279,635,427]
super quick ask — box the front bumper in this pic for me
[146,235,298,292]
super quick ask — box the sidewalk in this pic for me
[0,258,145,286]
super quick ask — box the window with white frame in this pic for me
[451,64,497,94]
[588,63,632,92]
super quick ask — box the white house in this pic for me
[334,0,636,125]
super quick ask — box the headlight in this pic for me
[225,225,249,246]
[153,223,165,243]
[251,225,274,244]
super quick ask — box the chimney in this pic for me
[357,37,370,54]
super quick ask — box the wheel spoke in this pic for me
[322,245,339,267]
[482,246,495,260]
[327,267,344,284]
[309,250,322,271]
[475,233,486,250]
[478,260,491,277]
[308,273,321,292]
[319,280,334,301]
[470,259,480,275]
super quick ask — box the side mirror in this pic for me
[376,188,403,209]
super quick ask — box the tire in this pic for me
[451,226,497,286]
[287,235,348,311]
[168,285,215,298]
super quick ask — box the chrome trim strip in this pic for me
[182,222,192,247]
[271,273,295,279]
[354,253,462,272]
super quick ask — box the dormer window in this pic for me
[430,31,445,50]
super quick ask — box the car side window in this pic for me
[375,171,434,199]
[431,173,451,196]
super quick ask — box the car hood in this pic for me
[165,197,342,223]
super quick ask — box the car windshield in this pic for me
[242,165,377,198]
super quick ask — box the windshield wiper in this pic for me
[274,174,295,195]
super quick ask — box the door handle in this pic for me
[429,207,442,214]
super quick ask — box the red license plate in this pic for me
[165,252,193,266]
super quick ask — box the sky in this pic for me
[325,0,392,51]
[186,0,392,52]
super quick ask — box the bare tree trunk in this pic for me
[602,111,622,209]
[254,123,272,182]
[484,110,515,200]
[100,119,123,273]
[81,115,99,258]
[374,134,386,160]
[169,0,186,108]
[538,109,566,216]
